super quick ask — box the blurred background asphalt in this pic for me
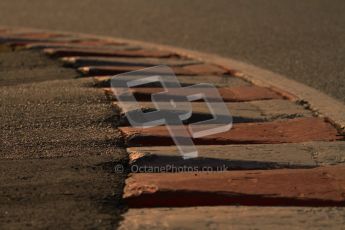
[0,0,344,102]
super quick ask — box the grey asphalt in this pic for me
[0,0,344,102]
[0,49,127,228]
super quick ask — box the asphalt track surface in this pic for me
[0,0,344,102]
[0,49,127,228]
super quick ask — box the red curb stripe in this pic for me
[123,166,345,207]
[120,117,342,146]
[183,63,228,75]
[61,56,202,68]
[43,48,177,58]
[93,74,250,88]
[0,29,10,34]
[78,64,227,76]
[269,85,299,101]
[106,86,283,102]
